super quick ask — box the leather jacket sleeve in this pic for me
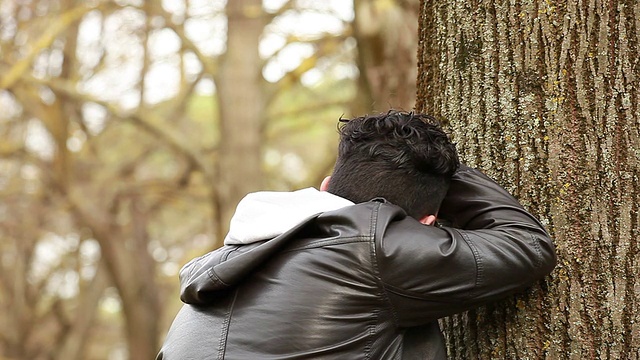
[376,166,557,327]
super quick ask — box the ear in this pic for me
[320,176,331,191]
[419,214,437,226]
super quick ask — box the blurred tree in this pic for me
[214,0,266,242]
[352,0,419,113]
[0,2,323,360]
[416,0,639,358]
[0,0,421,358]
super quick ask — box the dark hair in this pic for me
[327,111,459,218]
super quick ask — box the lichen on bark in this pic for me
[417,0,640,358]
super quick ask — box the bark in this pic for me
[214,0,266,246]
[416,0,640,359]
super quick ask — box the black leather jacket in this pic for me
[157,166,556,359]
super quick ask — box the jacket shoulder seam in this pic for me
[283,236,369,252]
[362,203,384,360]
[207,268,230,288]
[458,229,482,297]
[383,283,468,303]
[529,230,543,269]
[217,287,239,360]
[222,246,240,262]
[369,204,402,331]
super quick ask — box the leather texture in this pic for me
[157,166,556,359]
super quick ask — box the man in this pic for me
[157,111,556,359]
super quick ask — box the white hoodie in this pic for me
[223,188,355,245]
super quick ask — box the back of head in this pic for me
[327,111,459,218]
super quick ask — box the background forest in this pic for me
[0,0,419,359]
[2,0,640,359]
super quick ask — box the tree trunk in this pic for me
[352,0,419,113]
[68,195,160,360]
[416,0,640,359]
[214,0,266,246]
[54,263,109,360]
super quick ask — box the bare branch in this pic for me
[0,2,108,90]
[166,68,206,123]
[268,99,350,119]
[265,33,350,104]
[262,28,352,66]
[0,143,25,158]
[155,5,219,76]
[21,75,213,180]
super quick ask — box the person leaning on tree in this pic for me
[156,111,557,360]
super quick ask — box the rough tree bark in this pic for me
[416,0,639,359]
[214,0,266,246]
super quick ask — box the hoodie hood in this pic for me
[224,188,354,245]
[180,188,356,304]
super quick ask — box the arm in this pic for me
[375,166,556,326]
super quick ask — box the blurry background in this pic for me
[0,0,420,358]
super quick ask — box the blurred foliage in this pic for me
[0,0,417,359]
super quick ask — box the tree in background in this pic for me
[0,0,419,358]
[352,0,419,113]
[416,0,639,358]
[0,1,352,358]
[214,0,266,241]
